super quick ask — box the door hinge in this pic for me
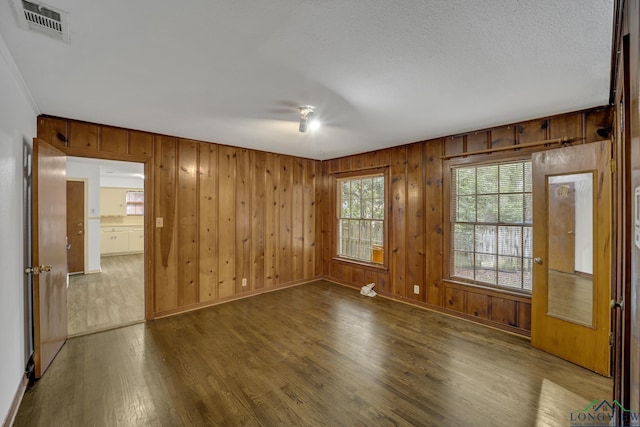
[609,333,614,346]
[610,159,616,173]
[611,299,624,310]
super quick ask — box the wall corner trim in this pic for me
[0,32,40,116]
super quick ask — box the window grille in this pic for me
[337,174,385,264]
[450,160,532,291]
[126,191,144,215]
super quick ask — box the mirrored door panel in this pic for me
[546,173,594,327]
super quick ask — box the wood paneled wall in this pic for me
[152,138,320,314]
[38,106,612,335]
[321,107,612,336]
[37,116,321,318]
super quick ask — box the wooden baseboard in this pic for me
[153,276,324,319]
[323,277,531,338]
[2,374,28,427]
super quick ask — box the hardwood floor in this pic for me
[67,254,144,336]
[18,280,610,426]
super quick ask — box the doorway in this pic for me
[66,157,145,336]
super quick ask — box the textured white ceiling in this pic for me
[0,1,613,160]
[67,156,143,179]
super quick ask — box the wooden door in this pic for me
[66,180,85,274]
[547,182,575,273]
[531,141,611,376]
[32,138,68,378]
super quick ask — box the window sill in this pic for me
[332,257,388,271]
[443,278,531,302]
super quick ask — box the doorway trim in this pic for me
[56,147,154,321]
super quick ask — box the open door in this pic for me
[531,140,612,376]
[66,180,85,274]
[29,138,68,378]
[547,182,575,273]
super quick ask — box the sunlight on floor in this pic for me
[535,378,603,426]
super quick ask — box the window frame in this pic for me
[125,190,144,216]
[444,153,533,294]
[333,167,389,269]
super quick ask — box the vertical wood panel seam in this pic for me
[215,146,220,300]
[175,140,181,308]
[421,142,427,302]
[195,143,200,302]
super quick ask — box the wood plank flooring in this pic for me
[18,280,610,426]
[67,254,144,336]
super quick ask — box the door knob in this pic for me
[24,265,52,275]
[77,230,83,235]
[78,222,83,227]
[534,257,543,264]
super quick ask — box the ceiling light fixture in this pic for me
[298,105,316,133]
[309,119,321,131]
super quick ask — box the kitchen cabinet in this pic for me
[128,228,144,252]
[100,188,144,217]
[100,226,144,255]
[100,227,129,254]
[100,188,127,216]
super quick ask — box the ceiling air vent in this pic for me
[12,0,70,43]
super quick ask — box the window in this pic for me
[450,160,532,291]
[337,174,385,264]
[126,191,144,215]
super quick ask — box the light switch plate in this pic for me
[156,217,163,228]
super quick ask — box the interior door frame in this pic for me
[531,140,613,376]
[22,140,34,378]
[59,148,153,321]
[608,0,638,417]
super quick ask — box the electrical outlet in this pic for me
[413,285,420,294]
[242,278,247,287]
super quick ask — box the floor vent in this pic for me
[12,0,70,43]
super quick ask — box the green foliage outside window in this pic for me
[338,175,384,264]
[451,161,532,291]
